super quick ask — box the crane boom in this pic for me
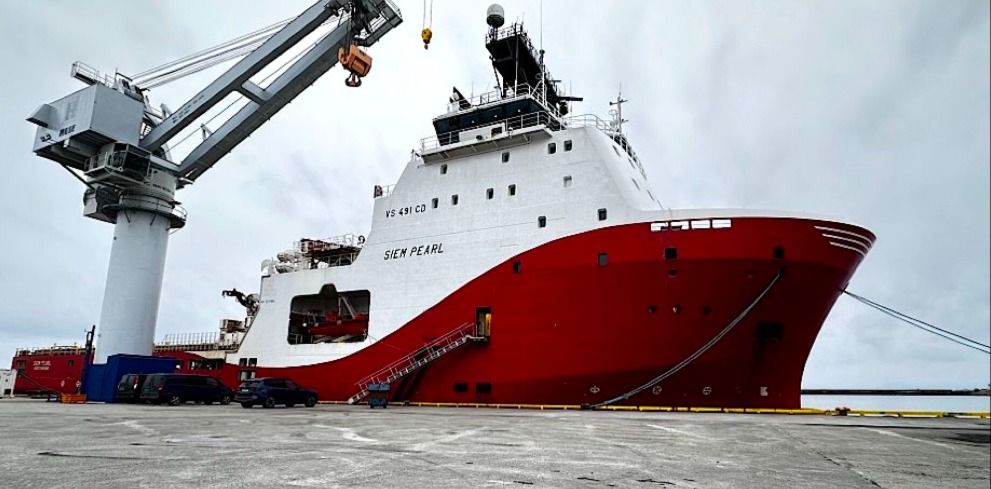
[176,0,401,182]
[142,0,400,157]
[24,0,403,364]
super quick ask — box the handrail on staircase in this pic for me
[349,321,479,403]
[356,321,474,387]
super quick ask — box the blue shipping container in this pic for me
[82,354,177,403]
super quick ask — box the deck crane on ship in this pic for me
[25,1,403,363]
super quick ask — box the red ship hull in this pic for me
[11,217,871,409]
[232,217,872,409]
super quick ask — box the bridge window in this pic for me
[564,140,573,151]
[547,142,557,154]
[508,184,516,196]
[440,164,448,175]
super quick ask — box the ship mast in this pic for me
[609,88,629,133]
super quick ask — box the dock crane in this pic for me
[25,0,402,363]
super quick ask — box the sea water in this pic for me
[802,395,991,413]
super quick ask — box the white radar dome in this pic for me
[486,4,505,29]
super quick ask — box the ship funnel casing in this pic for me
[486,4,505,29]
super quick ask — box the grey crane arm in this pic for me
[140,0,402,183]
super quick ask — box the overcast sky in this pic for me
[0,1,988,390]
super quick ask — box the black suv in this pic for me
[115,373,148,403]
[235,377,318,408]
[140,374,233,406]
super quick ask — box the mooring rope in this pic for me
[589,268,785,409]
[842,289,989,354]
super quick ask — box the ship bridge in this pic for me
[420,19,582,163]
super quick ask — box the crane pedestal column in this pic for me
[93,176,185,364]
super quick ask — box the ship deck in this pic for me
[0,399,987,487]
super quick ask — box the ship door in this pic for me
[475,307,492,338]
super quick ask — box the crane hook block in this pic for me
[421,28,433,50]
[338,45,373,87]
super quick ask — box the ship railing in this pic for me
[155,332,241,352]
[420,110,559,152]
[14,346,85,357]
[564,113,645,173]
[444,83,539,114]
[349,322,479,403]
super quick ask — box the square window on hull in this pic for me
[756,322,784,341]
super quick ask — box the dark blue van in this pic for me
[139,374,233,406]
[235,377,318,408]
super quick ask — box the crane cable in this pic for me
[841,289,990,354]
[133,14,342,88]
[421,0,433,49]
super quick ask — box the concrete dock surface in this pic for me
[0,400,987,488]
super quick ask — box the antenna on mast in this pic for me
[609,85,629,133]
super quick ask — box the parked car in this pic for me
[139,374,233,406]
[115,373,149,403]
[235,377,318,408]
